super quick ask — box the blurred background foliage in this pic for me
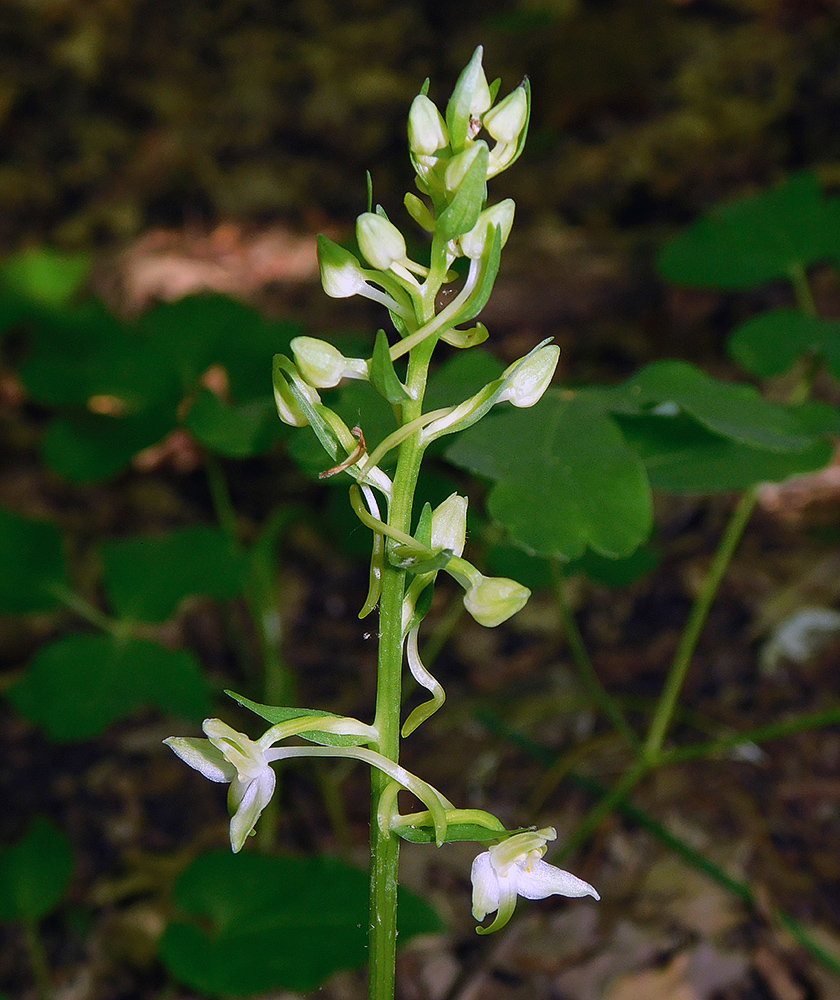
[1,0,839,245]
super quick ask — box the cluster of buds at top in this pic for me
[408,46,529,186]
[314,45,530,348]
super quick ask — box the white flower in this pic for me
[471,827,599,934]
[164,719,276,853]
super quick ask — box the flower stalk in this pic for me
[165,47,596,1000]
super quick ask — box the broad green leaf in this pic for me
[226,691,371,748]
[657,173,840,289]
[159,851,442,996]
[41,398,178,483]
[369,329,409,404]
[618,413,833,493]
[728,309,840,380]
[19,301,175,410]
[101,526,247,622]
[0,248,91,308]
[139,294,297,401]
[0,509,66,614]
[184,390,282,458]
[0,817,73,922]
[7,634,212,740]
[589,360,816,452]
[446,394,652,560]
[564,546,660,587]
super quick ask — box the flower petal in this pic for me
[470,851,500,921]
[228,767,276,853]
[514,859,599,901]
[163,737,236,783]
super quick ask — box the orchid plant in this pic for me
[166,47,598,998]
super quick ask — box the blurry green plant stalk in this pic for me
[166,47,599,999]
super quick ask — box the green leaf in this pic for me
[184,390,282,458]
[159,851,443,996]
[436,143,489,241]
[19,301,175,410]
[0,509,66,614]
[589,360,816,452]
[7,634,212,740]
[41,401,178,483]
[369,329,409,404]
[0,817,73,922]
[226,691,370,747]
[728,309,840,380]
[486,543,554,591]
[140,294,297,401]
[101,526,247,622]
[396,823,514,845]
[0,248,91,308]
[389,545,452,575]
[446,394,652,560]
[564,546,660,587]
[619,413,833,493]
[657,173,840,289]
[458,224,502,325]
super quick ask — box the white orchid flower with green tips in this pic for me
[165,719,276,853]
[471,827,599,934]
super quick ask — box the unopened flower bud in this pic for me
[357,213,408,271]
[482,86,528,144]
[459,199,515,260]
[450,46,492,122]
[445,141,487,193]
[464,573,530,627]
[291,336,368,389]
[431,494,467,558]
[498,345,560,408]
[317,235,368,298]
[273,377,309,427]
[408,94,449,155]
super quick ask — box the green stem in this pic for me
[642,488,758,763]
[789,262,817,316]
[658,707,840,767]
[23,919,52,1000]
[45,582,123,637]
[551,561,639,750]
[367,336,435,1000]
[554,758,650,863]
